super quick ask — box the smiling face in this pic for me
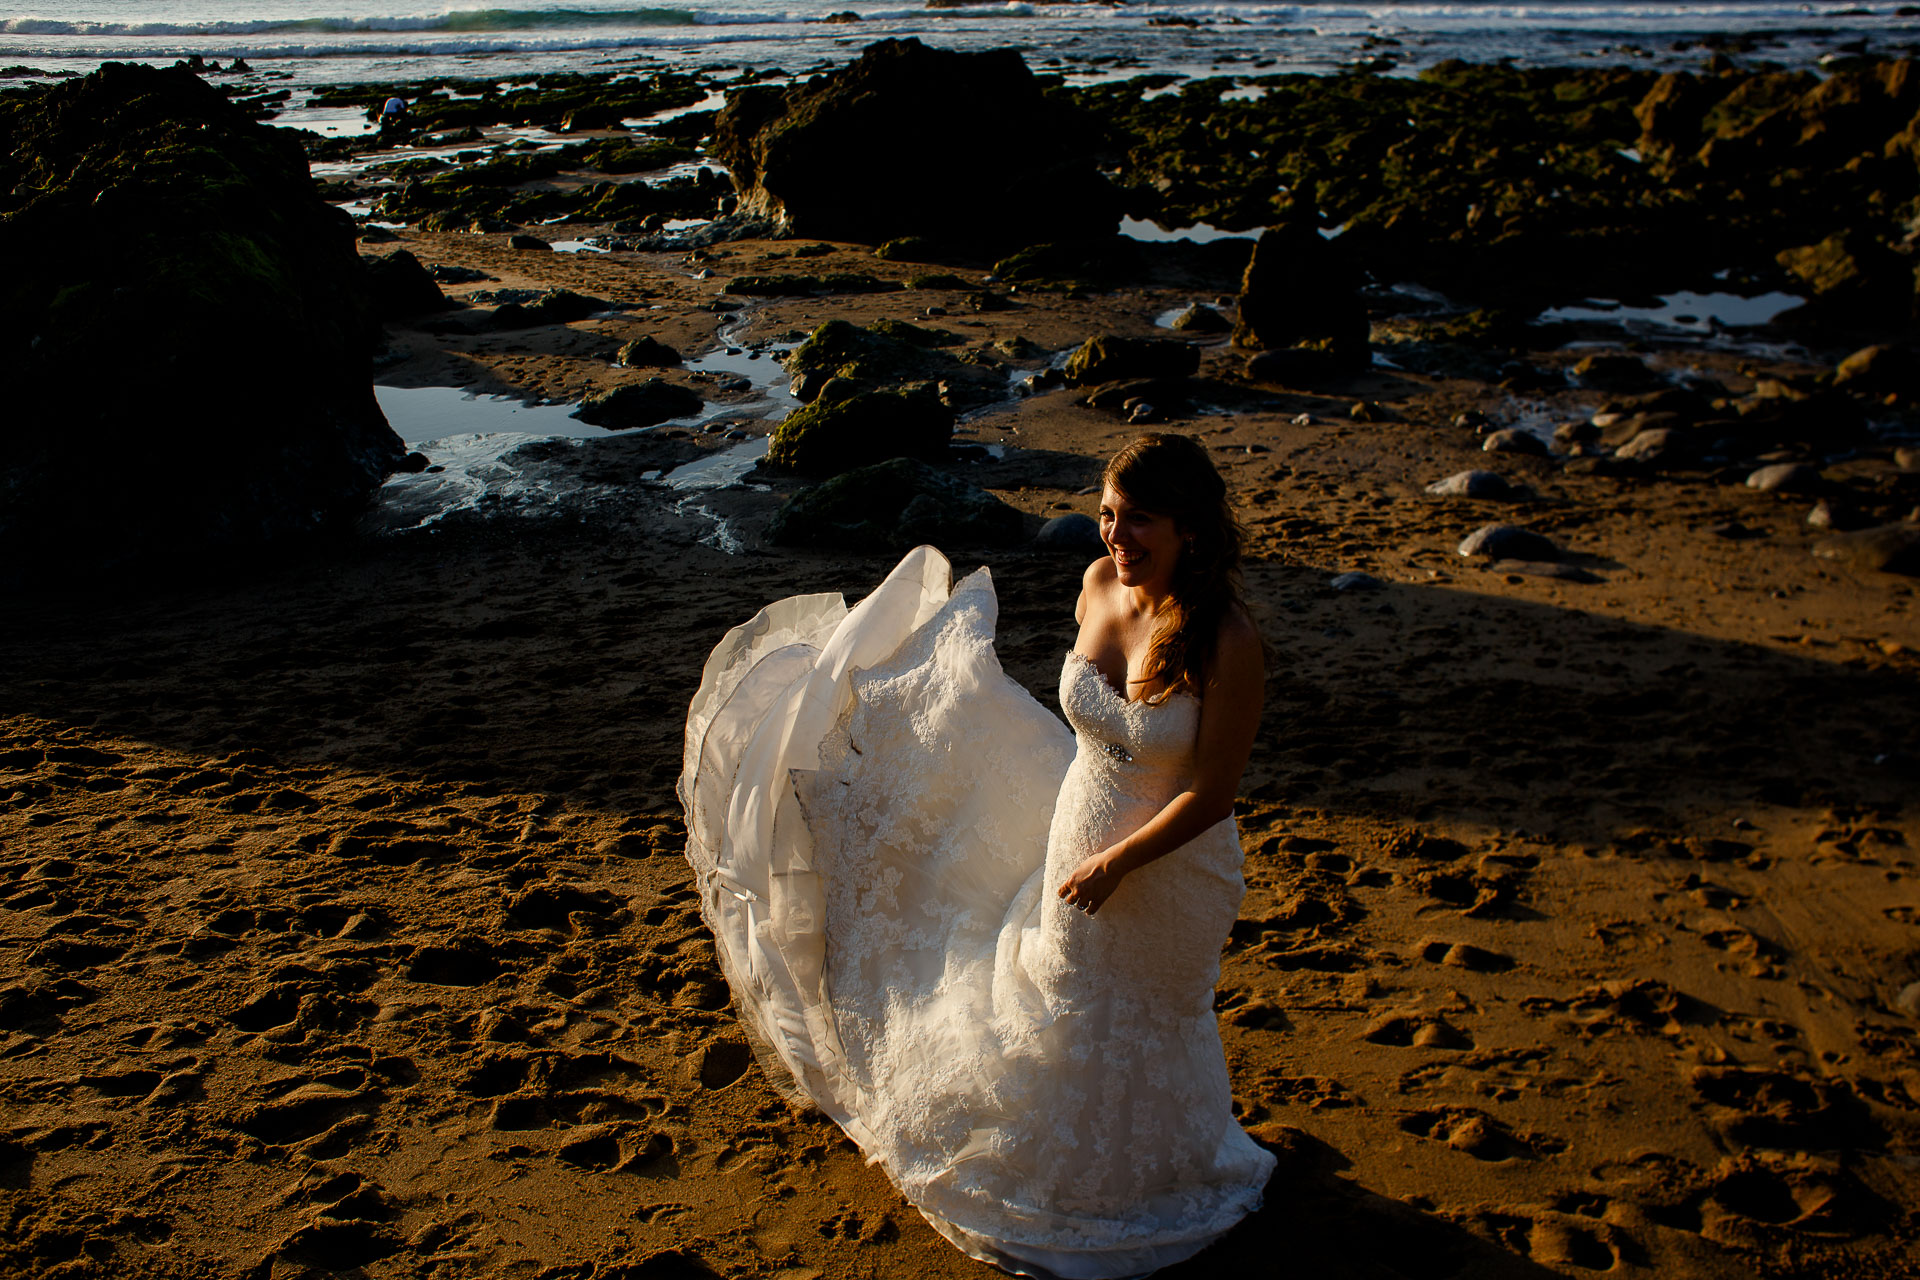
[1099,484,1184,595]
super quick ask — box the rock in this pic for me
[1329,571,1383,592]
[616,336,683,368]
[1081,377,1191,413]
[1231,213,1370,375]
[1034,513,1103,554]
[767,457,1020,550]
[1453,410,1492,431]
[1834,343,1920,400]
[1481,429,1547,457]
[1775,231,1911,324]
[429,264,488,284]
[571,379,704,429]
[361,248,449,318]
[1554,421,1601,451]
[1614,427,1688,464]
[356,223,399,243]
[1811,522,1920,575]
[1746,462,1820,493]
[490,289,606,329]
[1348,401,1396,423]
[765,384,952,475]
[1807,498,1865,530]
[1062,335,1199,387]
[712,39,1117,245]
[1571,353,1661,392]
[507,233,551,250]
[781,318,992,408]
[1458,524,1559,561]
[1425,470,1517,499]
[0,63,405,577]
[1897,446,1920,473]
[1245,347,1348,386]
[1171,303,1232,333]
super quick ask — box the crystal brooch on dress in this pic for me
[1100,740,1133,764]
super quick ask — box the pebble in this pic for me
[1292,413,1314,426]
[1614,427,1680,463]
[1746,462,1819,493]
[1452,410,1490,431]
[1424,470,1515,499]
[1806,498,1854,530]
[1898,982,1920,1017]
[1458,523,1558,561]
[1329,571,1384,592]
[1481,429,1547,457]
[1894,446,1919,472]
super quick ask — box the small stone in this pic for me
[1291,413,1314,426]
[1452,410,1491,431]
[507,233,551,251]
[1898,982,1920,1017]
[1614,427,1687,464]
[1349,400,1395,423]
[1127,402,1160,424]
[1806,498,1859,530]
[1553,420,1599,450]
[1458,524,1558,561]
[1329,571,1383,592]
[1571,352,1659,392]
[1481,429,1546,456]
[1893,446,1919,472]
[1746,462,1819,493]
[1424,470,1515,499]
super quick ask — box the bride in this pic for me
[679,433,1276,1277]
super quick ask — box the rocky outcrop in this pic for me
[0,63,406,579]
[362,249,449,318]
[1062,335,1200,387]
[766,457,1020,550]
[572,379,704,430]
[1233,213,1370,378]
[712,39,1119,245]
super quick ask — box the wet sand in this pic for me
[3,231,1918,1279]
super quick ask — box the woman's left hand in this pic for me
[1058,849,1127,917]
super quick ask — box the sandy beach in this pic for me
[4,196,1919,1280]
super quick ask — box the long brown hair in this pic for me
[1103,432,1260,700]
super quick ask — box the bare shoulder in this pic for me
[1208,607,1266,683]
[1082,555,1117,591]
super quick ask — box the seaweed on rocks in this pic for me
[0,63,405,583]
[305,70,709,135]
[1062,59,1920,318]
[781,318,1003,409]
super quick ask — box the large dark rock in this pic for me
[766,457,1021,551]
[1232,215,1370,375]
[0,63,405,578]
[1062,335,1200,387]
[712,39,1119,245]
[764,382,953,476]
[362,249,449,318]
[572,379,704,430]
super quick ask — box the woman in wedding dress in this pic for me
[679,434,1276,1277]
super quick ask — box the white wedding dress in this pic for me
[679,547,1275,1278]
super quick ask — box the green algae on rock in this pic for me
[0,62,405,580]
[764,383,953,476]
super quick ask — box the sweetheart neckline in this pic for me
[1064,649,1200,710]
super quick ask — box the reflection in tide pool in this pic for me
[1541,290,1803,334]
[1119,217,1255,245]
[374,384,603,446]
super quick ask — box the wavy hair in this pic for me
[1103,432,1261,700]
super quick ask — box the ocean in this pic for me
[3,1,1916,100]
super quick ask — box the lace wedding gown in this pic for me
[679,547,1274,1278]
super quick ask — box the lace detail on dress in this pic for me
[680,548,1275,1280]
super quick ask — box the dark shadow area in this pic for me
[1172,1127,1563,1279]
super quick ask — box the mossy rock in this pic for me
[1062,334,1200,387]
[992,237,1141,287]
[617,336,683,368]
[765,384,953,476]
[362,248,450,318]
[767,457,1021,550]
[785,318,970,399]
